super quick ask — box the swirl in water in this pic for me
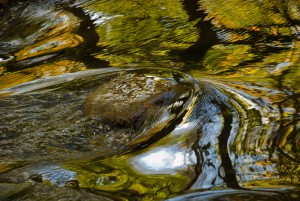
[0,67,298,200]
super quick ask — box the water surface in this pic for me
[0,0,299,200]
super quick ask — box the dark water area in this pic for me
[0,0,299,200]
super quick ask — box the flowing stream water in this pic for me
[0,0,299,200]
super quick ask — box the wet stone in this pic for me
[84,73,189,132]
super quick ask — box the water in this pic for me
[0,0,299,200]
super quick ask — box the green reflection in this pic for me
[199,0,291,28]
[62,154,191,200]
[202,44,256,73]
[84,0,199,67]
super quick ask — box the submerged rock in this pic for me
[0,69,192,162]
[84,73,189,131]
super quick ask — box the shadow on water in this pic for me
[177,0,219,64]
[0,0,300,200]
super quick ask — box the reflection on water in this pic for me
[0,0,299,200]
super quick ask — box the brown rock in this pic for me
[84,73,188,130]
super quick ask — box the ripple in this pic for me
[167,188,299,201]
[0,67,298,199]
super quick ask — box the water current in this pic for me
[0,0,299,200]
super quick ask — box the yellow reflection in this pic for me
[0,60,86,91]
[200,0,287,29]
[15,33,83,61]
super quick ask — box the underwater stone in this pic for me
[84,73,188,131]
